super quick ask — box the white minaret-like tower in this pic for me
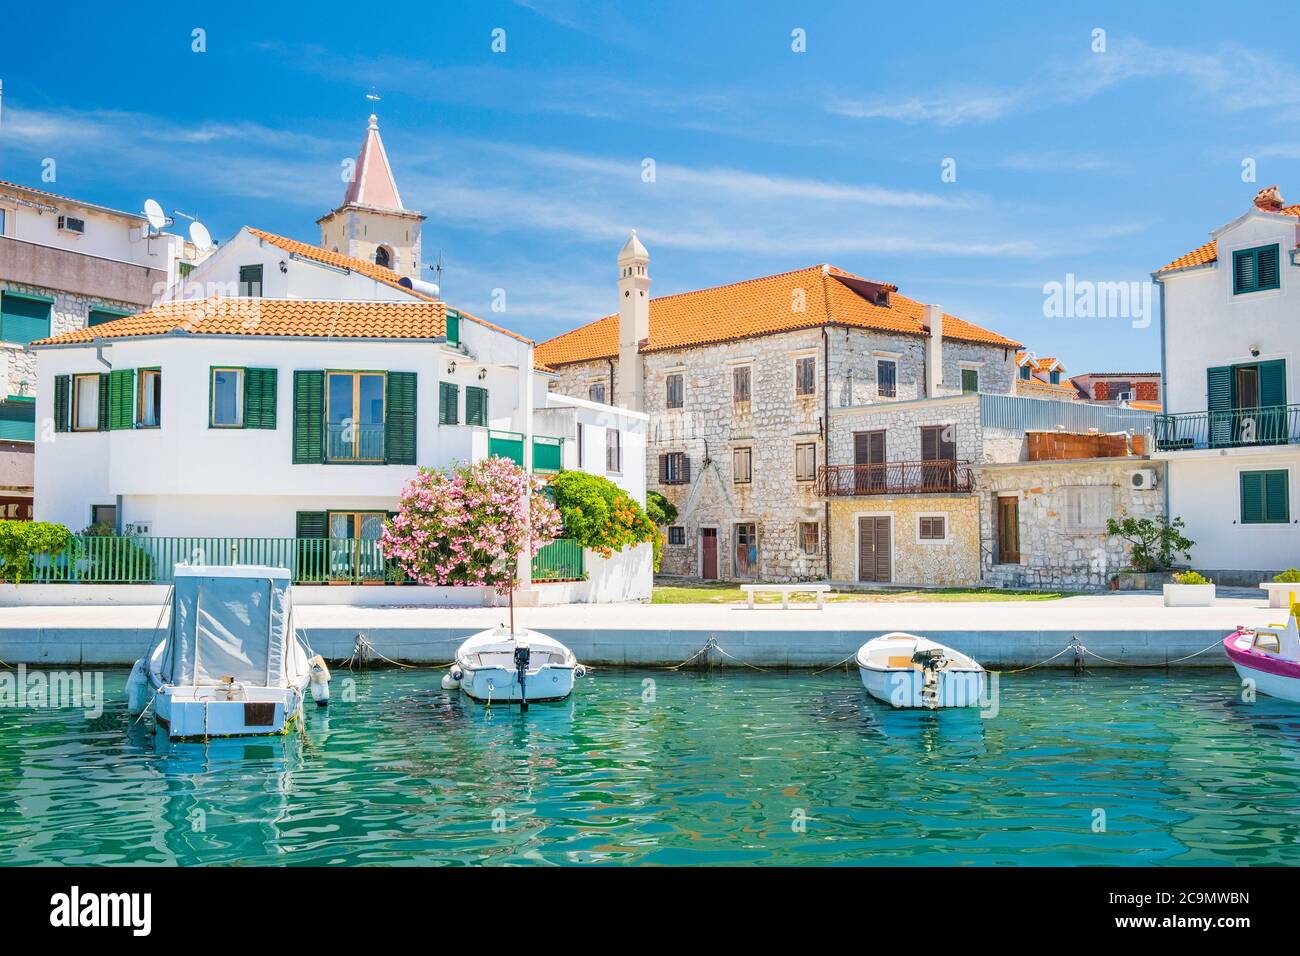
[616,230,650,411]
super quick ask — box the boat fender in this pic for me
[441,671,460,691]
[574,664,587,679]
[126,659,149,716]
[450,666,463,682]
[308,655,331,707]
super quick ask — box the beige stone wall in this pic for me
[828,496,981,586]
[977,458,1166,590]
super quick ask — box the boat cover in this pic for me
[155,565,306,688]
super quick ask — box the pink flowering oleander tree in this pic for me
[381,457,562,606]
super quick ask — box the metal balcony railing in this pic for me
[816,460,974,497]
[1154,404,1300,452]
[326,422,386,462]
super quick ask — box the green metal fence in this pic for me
[531,537,585,581]
[25,535,585,585]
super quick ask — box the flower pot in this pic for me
[1162,583,1215,607]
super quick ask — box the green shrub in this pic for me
[549,470,659,568]
[1273,568,1300,583]
[0,520,71,583]
[1106,514,1194,572]
[646,490,678,527]
[1171,570,1212,586]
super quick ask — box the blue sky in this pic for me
[3,0,1299,371]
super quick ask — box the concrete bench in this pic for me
[1261,582,1300,609]
[740,583,832,609]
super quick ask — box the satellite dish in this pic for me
[189,221,212,251]
[143,199,166,232]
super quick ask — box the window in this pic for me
[90,504,117,532]
[1233,244,1281,294]
[1049,370,1061,385]
[0,397,35,442]
[666,372,684,409]
[0,209,5,235]
[921,424,956,461]
[1,292,52,344]
[137,369,161,427]
[1019,364,1031,381]
[589,382,607,404]
[795,356,816,396]
[210,368,245,427]
[238,264,263,297]
[327,371,386,461]
[375,246,392,269]
[961,368,979,394]
[660,452,690,485]
[576,422,585,469]
[668,526,686,546]
[733,446,752,484]
[465,385,488,426]
[73,374,101,431]
[918,515,946,541]
[1241,469,1290,524]
[795,442,817,481]
[733,365,752,404]
[88,308,130,327]
[877,358,897,398]
[446,310,460,347]
[1064,486,1111,531]
[606,428,622,473]
[799,522,820,555]
[439,381,459,424]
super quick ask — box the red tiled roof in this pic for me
[536,264,1021,366]
[1157,203,1300,274]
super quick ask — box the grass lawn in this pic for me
[651,581,1075,604]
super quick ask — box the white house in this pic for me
[29,295,650,602]
[1152,185,1300,580]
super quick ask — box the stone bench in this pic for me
[1261,582,1300,609]
[740,583,832,610]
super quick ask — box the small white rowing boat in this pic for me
[126,565,330,740]
[856,632,985,709]
[443,627,585,709]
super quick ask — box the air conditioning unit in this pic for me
[57,215,86,235]
[1129,469,1158,490]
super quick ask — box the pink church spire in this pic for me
[342,113,404,211]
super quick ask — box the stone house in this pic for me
[535,234,1024,582]
[1069,370,1162,409]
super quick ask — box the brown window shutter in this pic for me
[682,455,691,483]
[659,454,668,483]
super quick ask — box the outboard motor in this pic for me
[514,641,532,712]
[911,645,948,710]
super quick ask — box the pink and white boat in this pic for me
[1224,600,1300,703]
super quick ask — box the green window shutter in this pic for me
[961,369,978,393]
[88,308,132,327]
[296,511,328,538]
[1258,245,1281,290]
[439,381,459,425]
[385,371,418,464]
[53,375,70,433]
[1259,359,1287,408]
[97,373,110,431]
[1265,470,1290,522]
[465,385,488,426]
[1233,250,1256,294]
[1240,472,1264,523]
[107,368,134,430]
[244,368,278,429]
[446,310,460,346]
[292,371,325,463]
[1,293,52,344]
[1234,245,1280,293]
[0,399,36,441]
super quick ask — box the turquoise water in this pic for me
[2,667,1300,865]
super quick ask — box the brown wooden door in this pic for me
[996,496,1020,564]
[701,528,718,579]
[854,430,886,492]
[921,424,956,490]
[734,523,757,578]
[857,516,891,582]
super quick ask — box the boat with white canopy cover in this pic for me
[126,565,326,739]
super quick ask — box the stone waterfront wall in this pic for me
[1,279,139,398]
[977,459,1166,590]
[827,496,981,586]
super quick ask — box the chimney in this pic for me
[923,303,943,398]
[1254,185,1285,212]
[615,230,650,411]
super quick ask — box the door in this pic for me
[701,528,718,580]
[857,516,891,582]
[734,523,757,578]
[996,496,1020,564]
[854,430,886,493]
[328,511,386,581]
[921,425,956,490]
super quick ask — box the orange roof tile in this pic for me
[247,228,424,299]
[1157,204,1300,274]
[31,296,449,346]
[1127,400,1162,412]
[536,264,1021,367]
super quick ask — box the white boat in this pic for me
[443,627,585,709]
[126,565,331,740]
[856,632,985,709]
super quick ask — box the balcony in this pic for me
[326,422,386,462]
[1154,404,1300,452]
[817,460,974,497]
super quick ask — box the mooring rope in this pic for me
[1078,636,1227,668]
[343,632,415,670]
[983,643,1083,674]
